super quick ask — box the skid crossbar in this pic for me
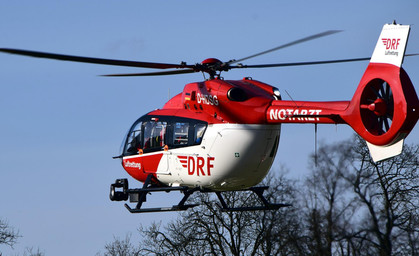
[110,175,291,213]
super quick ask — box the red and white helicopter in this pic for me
[2,22,419,213]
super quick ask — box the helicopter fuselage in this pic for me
[122,123,280,190]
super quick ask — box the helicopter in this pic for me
[1,22,418,213]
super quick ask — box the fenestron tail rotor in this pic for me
[360,79,394,135]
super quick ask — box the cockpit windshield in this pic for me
[120,116,207,156]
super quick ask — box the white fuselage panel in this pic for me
[155,124,281,190]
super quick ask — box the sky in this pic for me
[1,1,419,255]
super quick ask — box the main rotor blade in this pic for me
[231,53,419,69]
[0,48,191,69]
[232,57,371,68]
[229,30,342,64]
[102,69,196,77]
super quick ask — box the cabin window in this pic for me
[143,121,167,150]
[173,122,189,145]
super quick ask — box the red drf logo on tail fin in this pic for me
[382,38,400,50]
[177,155,215,176]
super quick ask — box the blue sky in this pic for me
[1,1,419,255]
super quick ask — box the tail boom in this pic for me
[266,100,349,124]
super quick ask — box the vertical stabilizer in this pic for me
[370,23,410,67]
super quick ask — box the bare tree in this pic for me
[23,247,45,256]
[301,142,358,256]
[137,171,305,256]
[306,136,419,256]
[342,137,419,256]
[0,218,20,249]
[96,234,141,256]
[0,219,46,256]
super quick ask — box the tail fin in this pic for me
[370,23,410,67]
[344,23,419,162]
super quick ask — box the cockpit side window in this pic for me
[125,121,142,155]
[194,123,206,144]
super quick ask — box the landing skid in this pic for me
[215,186,291,212]
[110,175,291,213]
